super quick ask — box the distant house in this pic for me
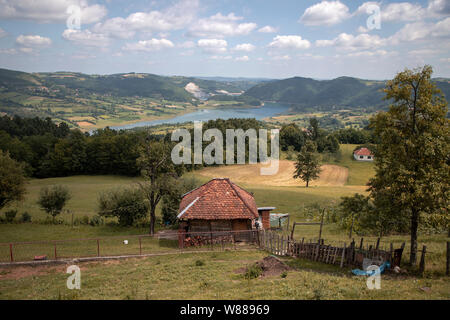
[353,147,374,161]
[177,178,275,235]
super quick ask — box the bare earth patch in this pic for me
[197,160,349,187]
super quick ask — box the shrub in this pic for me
[81,215,89,225]
[281,271,288,278]
[37,185,71,221]
[4,209,17,223]
[244,263,263,279]
[195,260,205,267]
[89,215,104,226]
[20,212,32,223]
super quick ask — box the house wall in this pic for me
[353,154,374,161]
[185,219,252,233]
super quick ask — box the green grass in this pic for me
[0,251,448,300]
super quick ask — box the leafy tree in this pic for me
[98,187,147,226]
[280,123,305,151]
[339,194,370,239]
[0,151,26,211]
[161,176,201,225]
[293,141,322,187]
[368,65,450,265]
[137,140,184,235]
[37,185,71,221]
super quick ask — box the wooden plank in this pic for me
[419,245,427,275]
[340,244,346,268]
[446,242,449,276]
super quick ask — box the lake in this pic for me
[111,102,290,130]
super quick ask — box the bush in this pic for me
[244,263,263,279]
[4,209,17,223]
[89,215,104,226]
[195,260,205,267]
[20,212,32,223]
[37,185,71,221]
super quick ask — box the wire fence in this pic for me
[0,230,260,263]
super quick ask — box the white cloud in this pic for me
[347,50,396,57]
[357,26,369,33]
[178,41,195,48]
[16,35,52,47]
[0,0,106,24]
[235,55,249,61]
[381,2,425,22]
[0,48,17,54]
[389,17,450,44]
[93,0,199,39]
[300,1,351,26]
[123,39,175,52]
[187,13,257,38]
[271,55,291,61]
[427,0,450,18]
[209,55,232,60]
[0,28,6,38]
[316,33,386,51]
[233,43,255,52]
[269,35,311,49]
[62,29,110,47]
[258,25,277,33]
[197,39,228,53]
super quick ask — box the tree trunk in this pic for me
[306,179,309,188]
[410,209,419,265]
[149,207,156,236]
[349,214,354,239]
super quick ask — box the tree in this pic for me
[280,123,305,151]
[161,176,200,226]
[37,185,71,221]
[293,141,322,187]
[368,65,450,265]
[98,187,147,226]
[0,151,26,211]
[137,140,183,235]
[339,194,370,239]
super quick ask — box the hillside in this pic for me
[243,76,450,111]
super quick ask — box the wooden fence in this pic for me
[258,230,405,268]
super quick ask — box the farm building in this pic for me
[353,147,374,161]
[177,178,275,234]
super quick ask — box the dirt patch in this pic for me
[237,255,292,278]
[197,161,348,187]
[0,265,64,280]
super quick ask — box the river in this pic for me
[110,102,290,130]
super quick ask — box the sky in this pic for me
[0,0,449,80]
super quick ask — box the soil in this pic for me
[237,255,292,278]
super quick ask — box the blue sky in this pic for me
[0,0,449,79]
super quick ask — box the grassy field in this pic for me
[0,251,448,300]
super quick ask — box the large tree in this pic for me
[137,140,183,235]
[293,140,322,187]
[368,65,449,265]
[0,151,26,211]
[37,185,72,221]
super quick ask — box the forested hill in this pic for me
[243,76,450,111]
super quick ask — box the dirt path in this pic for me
[197,160,349,187]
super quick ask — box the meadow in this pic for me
[0,144,448,300]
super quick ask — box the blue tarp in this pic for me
[352,261,390,276]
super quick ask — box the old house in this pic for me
[353,147,374,161]
[177,178,274,234]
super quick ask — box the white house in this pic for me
[353,147,374,161]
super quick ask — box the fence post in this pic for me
[340,243,346,268]
[419,245,427,276]
[139,237,142,255]
[376,238,380,251]
[447,242,449,276]
[97,239,100,257]
[9,243,13,262]
[359,238,364,250]
[54,242,57,260]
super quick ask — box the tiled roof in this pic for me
[354,147,373,156]
[178,178,258,220]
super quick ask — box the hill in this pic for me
[243,76,450,111]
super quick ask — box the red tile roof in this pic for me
[178,178,258,220]
[354,147,373,156]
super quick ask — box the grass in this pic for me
[0,251,448,300]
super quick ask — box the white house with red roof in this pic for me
[353,147,374,161]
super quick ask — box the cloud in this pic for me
[357,2,425,22]
[389,17,450,44]
[235,55,249,61]
[197,39,228,53]
[123,39,175,52]
[271,55,291,61]
[187,13,257,38]
[0,0,106,24]
[16,35,52,47]
[62,29,110,47]
[178,41,196,48]
[92,0,199,39]
[316,33,386,51]
[269,35,311,49]
[300,1,351,26]
[233,43,255,52]
[209,55,232,60]
[0,28,6,38]
[346,50,396,57]
[258,26,277,33]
